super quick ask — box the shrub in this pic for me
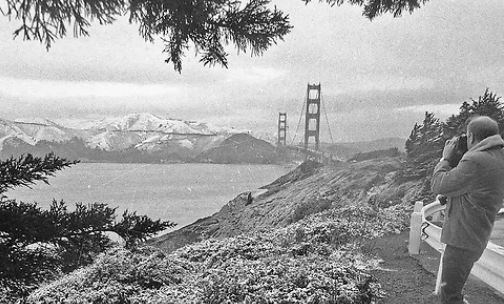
[0,154,175,299]
[25,204,407,304]
[291,198,332,222]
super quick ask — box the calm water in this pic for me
[6,163,289,229]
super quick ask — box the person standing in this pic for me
[246,192,253,205]
[431,116,504,304]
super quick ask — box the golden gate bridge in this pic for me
[276,83,340,164]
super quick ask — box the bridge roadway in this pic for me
[282,145,341,164]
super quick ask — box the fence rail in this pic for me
[409,200,504,295]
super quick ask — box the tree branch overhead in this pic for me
[1,0,430,72]
[1,0,292,72]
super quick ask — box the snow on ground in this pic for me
[177,139,193,149]
[0,114,269,153]
[87,132,112,150]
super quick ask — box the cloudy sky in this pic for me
[1,0,503,142]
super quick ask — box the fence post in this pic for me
[434,247,446,295]
[408,201,424,255]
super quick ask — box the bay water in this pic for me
[6,163,289,230]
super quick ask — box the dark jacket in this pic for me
[431,134,504,254]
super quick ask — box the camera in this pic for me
[455,134,468,153]
[448,134,468,167]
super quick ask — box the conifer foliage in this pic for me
[305,0,429,20]
[1,0,431,71]
[0,0,292,72]
[405,112,444,164]
[0,153,175,298]
[444,88,504,138]
[403,89,504,182]
[0,153,75,193]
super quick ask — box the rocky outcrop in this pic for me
[150,157,424,252]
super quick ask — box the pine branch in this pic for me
[2,0,125,49]
[1,199,176,293]
[0,153,78,194]
[304,0,429,20]
[2,0,292,72]
[113,209,176,247]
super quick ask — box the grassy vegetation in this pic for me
[26,204,408,304]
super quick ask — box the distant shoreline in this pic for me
[71,159,296,166]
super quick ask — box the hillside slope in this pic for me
[26,158,416,304]
[24,156,428,304]
[150,157,424,252]
[321,137,406,160]
[23,157,504,304]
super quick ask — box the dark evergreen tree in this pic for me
[1,0,291,72]
[0,153,175,298]
[305,0,429,20]
[405,112,443,161]
[406,89,504,166]
[444,101,472,139]
[405,122,420,157]
[443,88,504,138]
[2,0,430,71]
[400,111,444,184]
[401,89,504,201]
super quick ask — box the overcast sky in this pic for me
[1,0,504,142]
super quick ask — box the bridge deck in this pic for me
[282,145,341,163]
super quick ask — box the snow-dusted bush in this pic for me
[28,247,381,304]
[26,204,406,304]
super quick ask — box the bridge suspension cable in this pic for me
[280,83,341,163]
[320,90,335,145]
[290,97,306,146]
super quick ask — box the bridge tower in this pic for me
[304,83,321,151]
[277,112,287,146]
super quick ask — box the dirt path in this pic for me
[365,231,504,304]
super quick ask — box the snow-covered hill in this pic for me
[0,113,248,154]
[0,119,38,148]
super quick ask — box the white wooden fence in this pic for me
[409,200,504,295]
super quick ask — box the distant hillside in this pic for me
[320,137,406,160]
[0,114,405,164]
[348,147,401,162]
[195,133,280,164]
[1,137,195,163]
[0,113,244,151]
[0,114,284,164]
